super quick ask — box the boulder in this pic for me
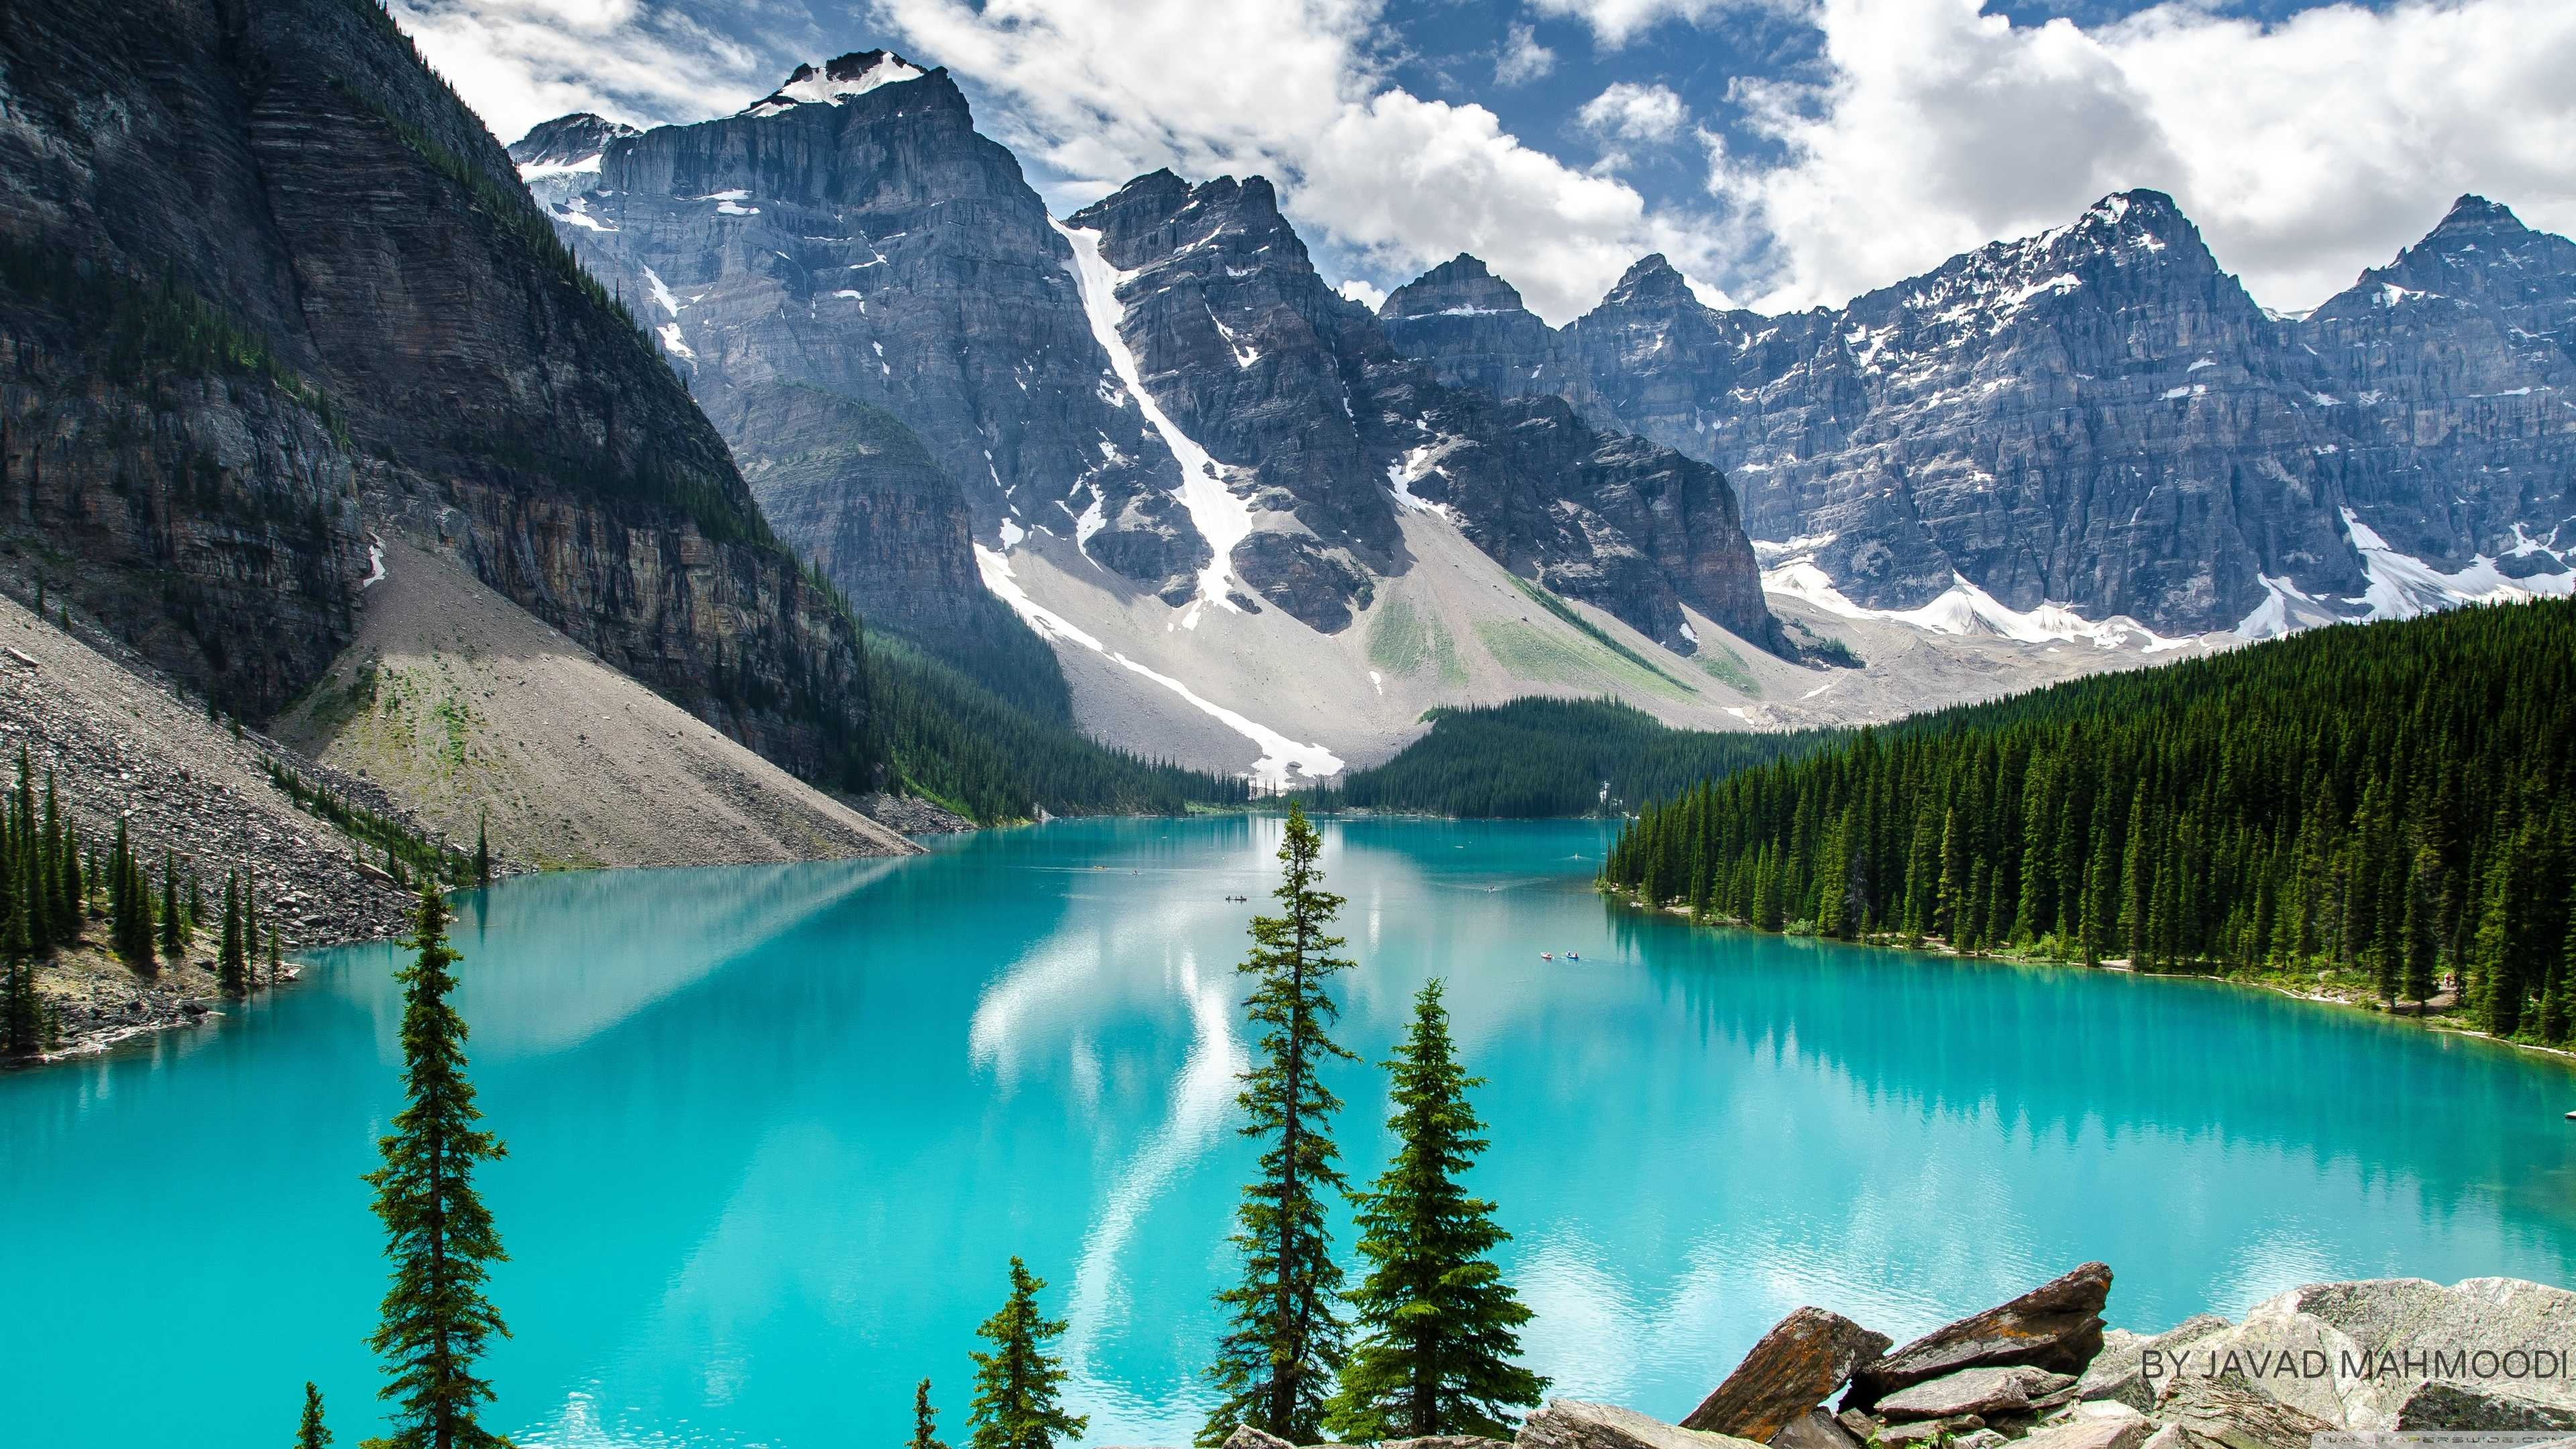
[1768,1409,1863,1449]
[1379,1439,1511,1449]
[1833,1411,1880,1442]
[1952,1433,2008,1449]
[1847,1266,2114,1411]
[2394,1382,2576,1433]
[1518,1401,1767,1449]
[1688,1309,1896,1440]
[2155,1375,2339,1449]
[1880,1368,2077,1421]
[1224,1428,1297,1449]
[2174,1276,2576,1430]
[2006,1415,2153,1449]
[2077,1317,2233,1411]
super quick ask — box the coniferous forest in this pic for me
[1328,698,1839,818]
[1601,600,2576,1045]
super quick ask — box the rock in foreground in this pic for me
[1684,1307,1894,1440]
[1847,1264,2112,1410]
[1520,1400,1766,1449]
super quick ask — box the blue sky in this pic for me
[401,0,2576,322]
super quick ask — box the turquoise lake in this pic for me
[4,816,2573,1447]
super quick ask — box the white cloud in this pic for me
[1578,81,1689,143]
[1528,0,1741,48]
[1338,278,1390,311]
[1713,0,2576,312]
[1495,21,1558,85]
[392,0,775,141]
[873,0,1718,322]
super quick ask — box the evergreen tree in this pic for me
[160,849,184,961]
[966,1258,1084,1449]
[1325,981,1546,1442]
[364,884,511,1449]
[910,1379,949,1449]
[2400,845,2438,1011]
[268,924,284,987]
[298,1381,332,1449]
[1201,804,1355,1447]
[474,815,491,889]
[219,871,248,998]
[2,845,38,1057]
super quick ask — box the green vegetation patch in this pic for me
[1504,576,1695,694]
[1366,599,1466,684]
[1696,639,1761,697]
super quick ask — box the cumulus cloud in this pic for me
[1578,81,1689,143]
[1715,0,2576,311]
[1527,0,1743,48]
[1495,21,1557,85]
[1338,278,1390,311]
[392,0,775,140]
[873,0,1717,321]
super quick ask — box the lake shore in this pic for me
[1611,891,2576,1072]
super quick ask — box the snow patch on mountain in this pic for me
[973,545,1341,787]
[1053,219,1252,627]
[2341,508,2575,620]
[1762,542,2193,651]
[741,52,926,117]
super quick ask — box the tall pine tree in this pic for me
[1201,803,1355,1447]
[911,1379,950,1449]
[297,1381,331,1449]
[364,884,511,1449]
[967,1258,1084,1449]
[1326,980,1546,1441]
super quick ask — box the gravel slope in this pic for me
[272,539,918,869]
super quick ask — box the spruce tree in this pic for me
[298,1381,331,1448]
[966,1258,1084,1449]
[1201,803,1355,1447]
[911,1378,949,1449]
[2,853,38,1057]
[160,849,184,962]
[475,815,491,889]
[364,884,511,1449]
[2401,845,2438,1011]
[1326,980,1546,1442]
[219,871,248,998]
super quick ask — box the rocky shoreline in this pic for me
[1226,1266,2573,1449]
[0,588,452,1067]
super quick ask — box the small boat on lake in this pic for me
[1540,952,1554,961]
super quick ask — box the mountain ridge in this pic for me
[1382,188,2576,641]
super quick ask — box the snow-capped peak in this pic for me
[740,51,927,117]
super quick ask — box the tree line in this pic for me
[1326,696,1839,818]
[3,749,291,1057]
[1601,599,2576,1044]
[305,803,1548,1449]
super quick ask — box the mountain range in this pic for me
[5,9,2569,814]
[509,49,2572,782]
[1381,192,2576,640]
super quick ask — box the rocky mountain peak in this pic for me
[1071,170,1309,274]
[507,112,639,171]
[1381,254,1530,321]
[741,50,930,116]
[1602,253,1697,311]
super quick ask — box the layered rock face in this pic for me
[0,0,879,782]
[1060,170,1781,649]
[534,75,1782,653]
[527,57,1204,616]
[1385,193,2576,636]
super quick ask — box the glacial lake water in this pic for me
[4,816,2573,1448]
